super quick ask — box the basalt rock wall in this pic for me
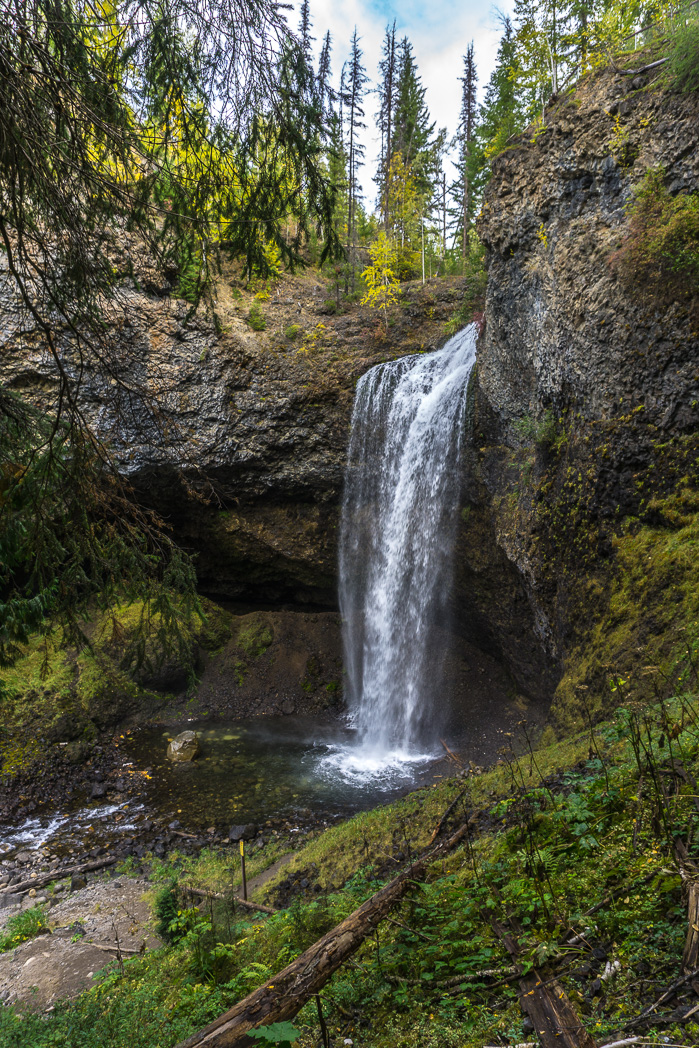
[0,269,471,607]
[459,63,699,727]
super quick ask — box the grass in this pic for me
[4,688,699,1047]
[0,904,50,952]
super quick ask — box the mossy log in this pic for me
[176,816,477,1048]
[491,918,596,1048]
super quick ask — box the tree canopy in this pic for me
[0,0,340,659]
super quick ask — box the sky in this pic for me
[289,0,515,207]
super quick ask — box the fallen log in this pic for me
[673,838,699,975]
[518,969,596,1048]
[491,916,597,1048]
[0,857,116,895]
[175,816,477,1048]
[611,56,669,76]
[88,942,144,956]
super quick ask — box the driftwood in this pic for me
[186,886,277,916]
[611,55,669,76]
[0,856,116,895]
[491,917,597,1048]
[88,942,144,956]
[175,816,477,1048]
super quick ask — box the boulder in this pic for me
[228,823,257,842]
[166,731,200,762]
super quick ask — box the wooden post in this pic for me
[240,840,247,902]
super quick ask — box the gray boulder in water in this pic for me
[167,731,200,762]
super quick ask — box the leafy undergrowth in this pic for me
[4,687,699,1047]
[0,904,49,953]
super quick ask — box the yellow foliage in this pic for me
[360,232,401,325]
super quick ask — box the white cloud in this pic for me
[288,0,514,205]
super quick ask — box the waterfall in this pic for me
[336,324,477,775]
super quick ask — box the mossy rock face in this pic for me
[0,597,234,768]
[236,619,273,658]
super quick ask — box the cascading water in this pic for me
[328,324,477,781]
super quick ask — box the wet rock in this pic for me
[70,874,88,892]
[228,823,257,842]
[166,731,200,763]
[90,783,107,799]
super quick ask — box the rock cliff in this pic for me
[464,62,699,728]
[0,267,472,606]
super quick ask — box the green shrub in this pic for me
[284,324,301,341]
[153,880,181,944]
[247,303,266,331]
[251,1023,300,1046]
[668,12,699,92]
[0,904,49,952]
[514,409,557,448]
[612,166,699,301]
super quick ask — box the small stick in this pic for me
[87,942,144,956]
[440,739,463,767]
[428,789,467,845]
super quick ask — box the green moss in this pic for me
[236,620,273,658]
[0,598,228,758]
[553,485,699,731]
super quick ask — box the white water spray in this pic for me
[330,325,476,781]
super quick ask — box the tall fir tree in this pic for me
[392,37,437,198]
[298,0,314,57]
[345,29,368,291]
[375,21,398,228]
[475,17,524,167]
[455,42,478,260]
[317,30,334,120]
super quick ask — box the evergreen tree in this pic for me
[0,0,340,655]
[344,29,369,292]
[317,31,334,120]
[475,18,525,168]
[299,0,314,57]
[454,42,478,260]
[375,21,398,228]
[392,37,437,197]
